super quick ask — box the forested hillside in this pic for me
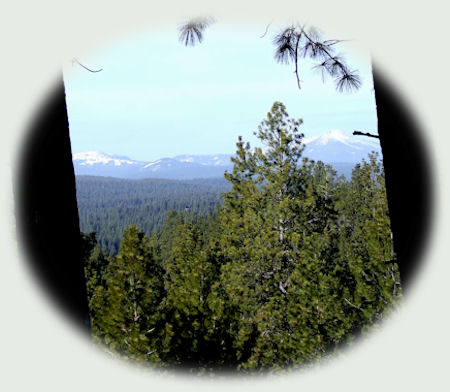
[76,176,230,253]
[81,102,401,372]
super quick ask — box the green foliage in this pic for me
[335,154,401,331]
[159,220,224,366]
[87,225,165,363]
[83,102,401,372]
[76,177,230,254]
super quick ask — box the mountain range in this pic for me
[73,130,381,180]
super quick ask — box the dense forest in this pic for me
[82,102,401,373]
[76,177,230,254]
[76,165,355,255]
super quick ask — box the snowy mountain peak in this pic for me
[73,130,381,179]
[302,129,381,163]
[73,151,141,167]
[319,129,352,144]
[303,129,352,145]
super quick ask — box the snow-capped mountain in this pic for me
[73,151,147,178]
[73,151,141,166]
[137,154,234,179]
[73,130,381,180]
[302,129,381,163]
[73,152,234,180]
[172,154,233,167]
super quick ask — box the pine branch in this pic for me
[178,17,215,46]
[273,25,361,92]
[300,27,336,60]
[294,33,301,89]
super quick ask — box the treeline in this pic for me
[82,102,401,372]
[76,176,230,254]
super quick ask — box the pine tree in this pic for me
[336,154,401,332]
[82,104,401,372]
[208,103,401,371]
[159,221,218,366]
[94,225,165,363]
[210,102,322,369]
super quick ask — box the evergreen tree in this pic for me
[93,225,165,363]
[177,18,426,290]
[159,221,217,366]
[83,103,401,373]
[336,154,401,331]
[208,103,401,371]
[210,102,320,369]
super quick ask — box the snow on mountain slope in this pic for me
[302,129,381,163]
[73,151,144,167]
[73,131,382,180]
[137,155,234,179]
[142,159,162,169]
[172,154,233,167]
[73,152,235,179]
[73,151,147,178]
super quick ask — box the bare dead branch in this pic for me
[260,21,273,38]
[72,58,103,73]
[344,298,363,311]
[353,130,380,139]
[145,327,155,335]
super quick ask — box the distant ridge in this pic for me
[73,130,381,180]
[73,152,234,180]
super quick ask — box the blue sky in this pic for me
[63,23,378,162]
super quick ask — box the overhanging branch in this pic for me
[72,58,103,73]
[353,130,380,139]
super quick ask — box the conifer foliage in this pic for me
[83,102,401,372]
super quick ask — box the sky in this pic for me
[63,23,378,162]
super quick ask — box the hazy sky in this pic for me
[63,23,378,162]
